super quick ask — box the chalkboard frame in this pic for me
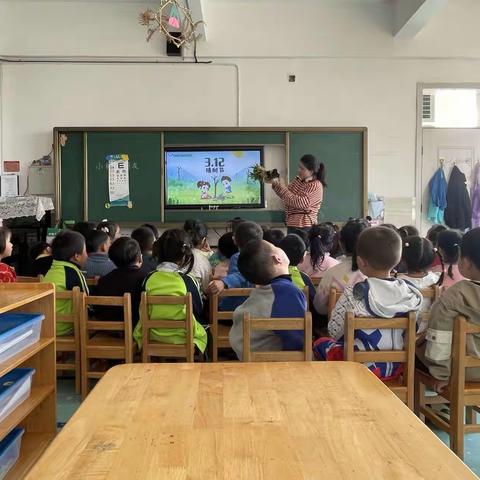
[54,127,368,226]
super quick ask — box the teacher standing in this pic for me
[271,154,326,233]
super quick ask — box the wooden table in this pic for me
[27,362,478,479]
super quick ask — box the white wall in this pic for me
[2,0,480,223]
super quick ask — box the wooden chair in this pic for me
[80,293,134,399]
[327,287,342,318]
[344,311,417,409]
[418,286,442,331]
[140,292,194,363]
[209,288,253,362]
[56,287,84,394]
[242,312,312,362]
[16,275,43,283]
[415,316,480,459]
[86,276,99,287]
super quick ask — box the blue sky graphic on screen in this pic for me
[165,149,263,208]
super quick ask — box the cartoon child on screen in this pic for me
[197,180,211,200]
[222,176,232,197]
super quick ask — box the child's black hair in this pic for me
[29,242,50,261]
[234,221,264,250]
[279,234,306,267]
[154,229,194,274]
[426,224,447,245]
[263,228,286,247]
[217,232,238,259]
[461,228,480,270]
[356,227,402,271]
[0,227,11,256]
[72,221,96,238]
[109,237,142,268]
[238,240,276,285]
[402,236,436,273]
[339,218,370,271]
[398,225,420,241]
[437,229,463,284]
[141,223,160,240]
[51,230,85,262]
[86,230,110,254]
[183,219,208,248]
[97,221,119,242]
[131,227,155,253]
[308,223,336,271]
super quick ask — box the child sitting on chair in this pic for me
[298,223,339,278]
[210,232,238,280]
[313,218,369,315]
[278,234,316,307]
[85,230,115,278]
[133,229,207,354]
[131,226,157,275]
[314,227,422,380]
[43,230,89,336]
[417,228,480,392]
[208,221,264,311]
[0,227,15,283]
[230,239,307,360]
[94,237,147,328]
[398,236,439,333]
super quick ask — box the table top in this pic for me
[27,362,478,480]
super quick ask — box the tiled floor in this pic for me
[57,379,480,476]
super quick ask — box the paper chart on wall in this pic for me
[106,154,132,208]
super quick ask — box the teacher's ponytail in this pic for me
[300,154,327,187]
[316,162,327,188]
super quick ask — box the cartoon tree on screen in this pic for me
[177,166,182,180]
[211,175,220,198]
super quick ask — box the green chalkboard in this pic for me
[59,132,84,221]
[289,132,364,222]
[56,128,365,225]
[87,132,162,222]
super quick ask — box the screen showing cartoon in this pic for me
[164,147,264,209]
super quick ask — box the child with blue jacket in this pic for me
[208,221,264,310]
[229,239,307,360]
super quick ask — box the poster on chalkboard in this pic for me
[106,154,132,208]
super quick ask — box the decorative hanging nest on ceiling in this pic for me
[139,0,204,48]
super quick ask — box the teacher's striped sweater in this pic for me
[272,177,323,228]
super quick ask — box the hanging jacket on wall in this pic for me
[444,165,472,230]
[471,163,480,228]
[427,167,447,224]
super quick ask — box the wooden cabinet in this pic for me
[0,283,56,479]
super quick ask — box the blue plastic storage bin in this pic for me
[0,313,44,364]
[0,427,24,479]
[0,369,35,423]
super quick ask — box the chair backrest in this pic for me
[328,287,342,317]
[82,293,133,361]
[140,292,194,362]
[418,285,442,329]
[56,287,83,327]
[450,316,480,402]
[210,288,254,322]
[344,311,416,405]
[303,286,310,309]
[17,275,43,283]
[242,312,312,362]
[86,276,99,287]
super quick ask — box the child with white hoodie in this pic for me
[314,226,423,380]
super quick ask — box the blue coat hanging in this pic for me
[427,167,447,224]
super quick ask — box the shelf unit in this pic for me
[0,283,56,480]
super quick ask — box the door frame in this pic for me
[415,83,480,231]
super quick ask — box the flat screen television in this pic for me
[164,147,265,210]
